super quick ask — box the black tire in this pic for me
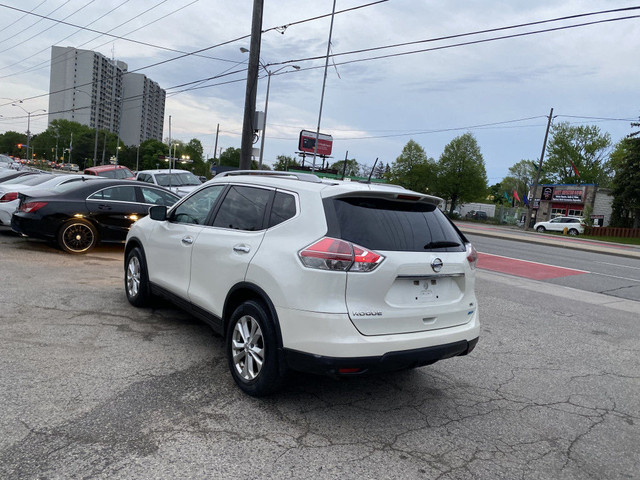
[226,300,282,397]
[536,226,546,233]
[57,219,98,254]
[125,247,152,307]
[568,228,579,236]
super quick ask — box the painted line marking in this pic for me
[477,252,589,280]
[595,261,640,271]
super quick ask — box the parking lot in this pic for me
[1,229,639,479]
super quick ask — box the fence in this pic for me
[584,226,640,238]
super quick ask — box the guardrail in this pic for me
[584,226,640,238]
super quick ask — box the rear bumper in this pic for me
[284,338,479,375]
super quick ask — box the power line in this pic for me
[0,0,386,107]
[267,7,640,67]
[0,0,133,73]
[0,0,97,55]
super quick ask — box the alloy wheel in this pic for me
[231,315,265,381]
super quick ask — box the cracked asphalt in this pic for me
[1,230,639,479]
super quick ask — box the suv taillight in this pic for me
[19,201,48,213]
[299,237,384,272]
[466,243,478,270]
[0,192,18,203]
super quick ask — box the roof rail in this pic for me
[215,170,322,183]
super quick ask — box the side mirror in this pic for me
[148,205,167,221]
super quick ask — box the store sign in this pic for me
[552,188,583,203]
[541,186,554,201]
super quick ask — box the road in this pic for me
[467,233,640,302]
[0,229,639,479]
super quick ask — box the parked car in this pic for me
[0,174,96,226]
[124,170,480,396]
[84,165,136,180]
[11,179,180,253]
[465,210,488,220]
[60,163,80,172]
[136,169,203,197]
[533,216,585,235]
[0,170,39,184]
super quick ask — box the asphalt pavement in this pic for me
[455,221,640,260]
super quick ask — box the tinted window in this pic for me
[140,186,178,206]
[172,185,225,225]
[88,186,136,202]
[268,191,296,228]
[213,186,271,231]
[97,168,134,179]
[328,197,464,252]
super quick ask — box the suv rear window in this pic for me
[326,196,464,252]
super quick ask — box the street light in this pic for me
[11,102,46,161]
[240,49,300,168]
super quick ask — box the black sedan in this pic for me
[12,178,181,254]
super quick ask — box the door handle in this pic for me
[233,244,250,253]
[98,204,112,210]
[181,236,194,245]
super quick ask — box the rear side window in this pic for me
[88,186,137,202]
[268,191,296,228]
[327,197,464,252]
[213,186,271,231]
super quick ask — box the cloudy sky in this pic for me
[0,0,638,182]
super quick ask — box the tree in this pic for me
[435,133,487,213]
[545,122,612,185]
[0,131,27,158]
[218,147,241,167]
[272,155,298,171]
[388,139,437,193]
[330,158,359,177]
[138,139,169,170]
[609,137,640,227]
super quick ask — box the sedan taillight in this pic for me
[299,237,384,272]
[19,201,48,213]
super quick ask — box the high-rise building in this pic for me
[47,46,165,147]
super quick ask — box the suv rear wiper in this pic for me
[424,241,461,249]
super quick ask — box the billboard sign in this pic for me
[299,130,333,156]
[552,188,583,203]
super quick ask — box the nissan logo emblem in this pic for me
[431,258,443,272]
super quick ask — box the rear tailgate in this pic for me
[346,250,475,335]
[323,189,477,336]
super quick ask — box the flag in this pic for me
[570,161,580,178]
[503,191,510,202]
[513,190,521,203]
[523,194,529,206]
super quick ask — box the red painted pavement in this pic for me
[477,253,589,280]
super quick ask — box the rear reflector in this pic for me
[299,237,384,272]
[337,368,363,374]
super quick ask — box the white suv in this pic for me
[124,171,480,396]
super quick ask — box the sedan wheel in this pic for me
[58,219,97,254]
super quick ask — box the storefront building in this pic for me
[531,184,613,226]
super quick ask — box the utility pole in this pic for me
[213,123,220,164]
[239,0,263,170]
[311,0,337,172]
[524,107,554,231]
